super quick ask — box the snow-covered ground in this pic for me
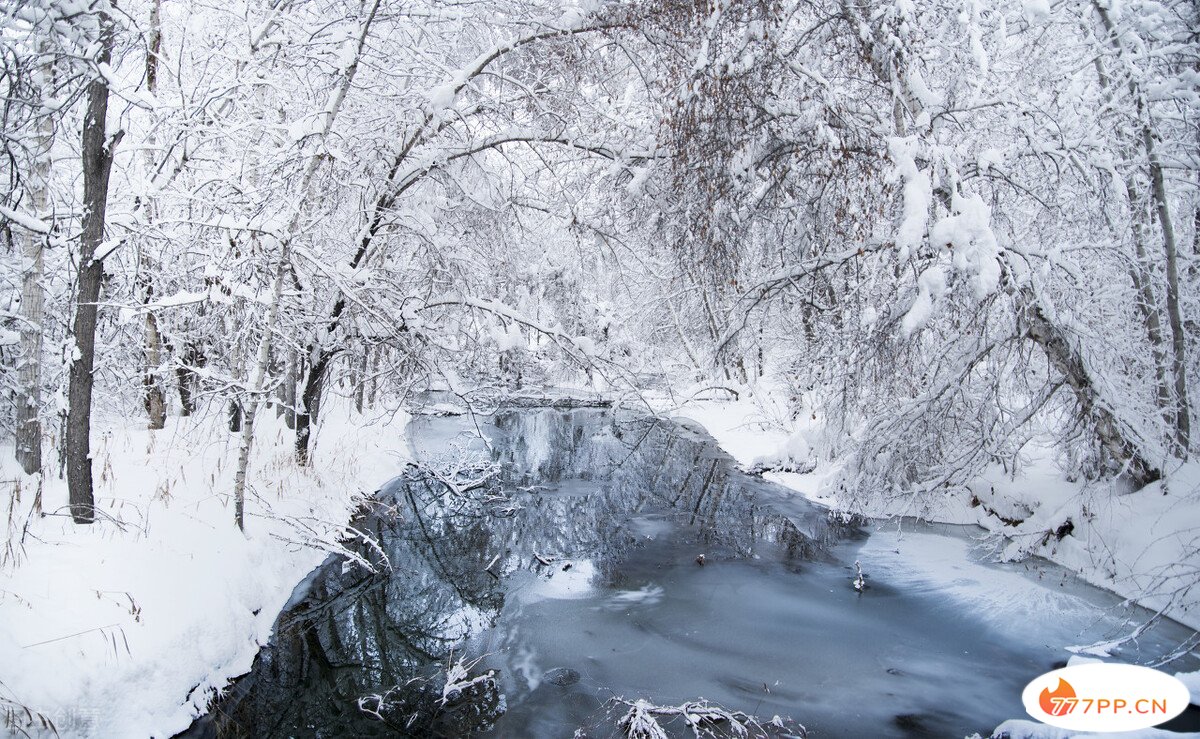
[669,392,1200,634]
[0,402,410,737]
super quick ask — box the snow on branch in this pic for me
[0,205,51,234]
[420,295,604,364]
[388,131,656,200]
[422,11,623,116]
[887,136,931,262]
[716,240,889,354]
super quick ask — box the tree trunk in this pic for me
[142,274,167,430]
[15,78,52,476]
[1018,285,1160,487]
[140,0,166,431]
[1095,0,1191,456]
[176,342,201,416]
[1091,45,1175,449]
[295,350,333,466]
[228,400,243,433]
[66,7,117,524]
[274,366,285,419]
[667,297,702,372]
[283,347,297,429]
[1123,183,1173,421]
[1144,130,1190,455]
[176,366,195,415]
[14,226,45,476]
[353,350,365,414]
[367,344,379,408]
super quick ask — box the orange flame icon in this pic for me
[1039,678,1077,716]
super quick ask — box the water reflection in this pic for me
[188,408,843,738]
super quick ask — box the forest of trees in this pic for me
[1,0,1197,528]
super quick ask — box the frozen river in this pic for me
[182,406,1199,737]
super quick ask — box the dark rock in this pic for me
[543,667,581,687]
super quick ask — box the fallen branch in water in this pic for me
[610,696,805,738]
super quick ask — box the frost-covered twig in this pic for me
[422,458,502,498]
[357,678,423,726]
[611,696,804,738]
[409,436,504,506]
[439,653,496,707]
[357,653,502,733]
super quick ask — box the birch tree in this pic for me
[7,46,53,476]
[138,0,166,430]
[231,0,382,531]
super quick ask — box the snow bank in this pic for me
[0,402,410,737]
[967,455,1200,633]
[857,529,1109,643]
[667,392,840,504]
[668,392,790,468]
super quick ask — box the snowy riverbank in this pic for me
[670,392,1200,635]
[0,403,410,737]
